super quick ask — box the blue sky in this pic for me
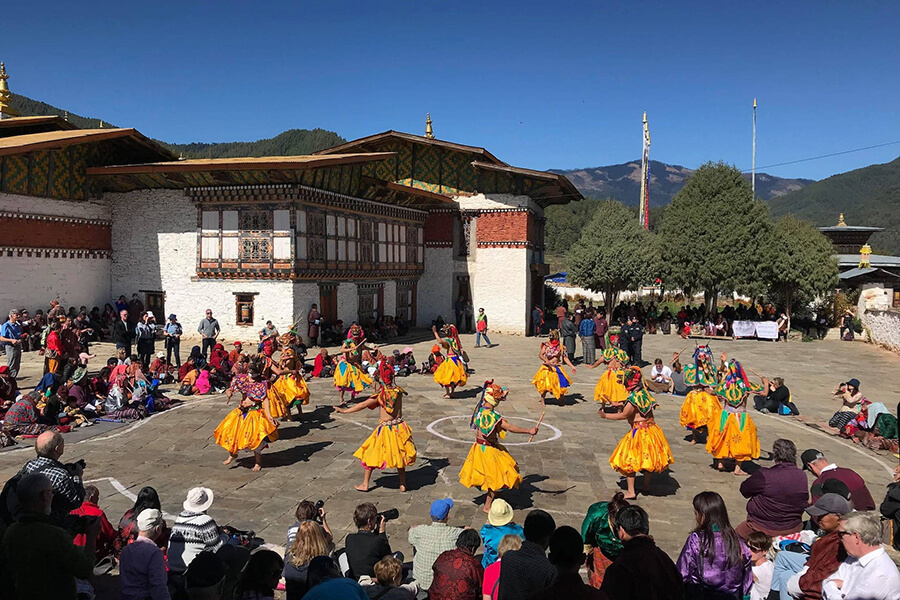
[4,1,899,180]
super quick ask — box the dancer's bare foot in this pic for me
[251,464,261,472]
[442,394,451,399]
[223,455,235,466]
[688,438,697,445]
[623,492,638,500]
[355,484,369,492]
[716,461,725,471]
[734,466,748,476]
[482,506,491,514]
[399,485,407,493]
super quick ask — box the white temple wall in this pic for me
[418,247,454,327]
[0,192,108,220]
[383,280,397,317]
[293,282,320,331]
[337,282,358,326]
[455,193,541,213]
[473,247,529,334]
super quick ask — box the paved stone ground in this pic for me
[1,331,898,595]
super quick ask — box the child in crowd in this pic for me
[179,363,199,396]
[747,531,773,600]
[194,366,212,395]
[422,345,443,374]
[148,352,171,382]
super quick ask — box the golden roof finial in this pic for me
[0,62,21,118]
[425,113,434,139]
[837,213,846,227]
[859,243,872,268]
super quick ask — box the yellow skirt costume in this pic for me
[609,420,674,475]
[459,442,522,491]
[532,364,571,399]
[679,390,720,430]
[434,356,467,387]
[267,375,310,419]
[214,406,278,454]
[353,420,417,470]
[594,368,628,404]
[705,410,760,461]
[334,361,372,392]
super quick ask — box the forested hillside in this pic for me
[160,129,346,159]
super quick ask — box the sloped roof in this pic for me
[0,115,78,137]
[315,130,505,164]
[0,128,175,162]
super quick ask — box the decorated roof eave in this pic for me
[359,176,455,210]
[0,115,79,137]
[315,130,506,165]
[0,128,176,163]
[471,160,584,207]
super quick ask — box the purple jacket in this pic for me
[676,531,753,597]
[740,462,809,532]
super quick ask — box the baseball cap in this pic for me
[811,478,851,501]
[801,449,825,470]
[430,498,454,520]
[805,493,851,517]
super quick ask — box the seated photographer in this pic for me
[754,376,798,416]
[286,500,334,548]
[1,472,100,599]
[20,430,86,523]
[345,502,394,580]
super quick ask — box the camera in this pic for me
[378,508,399,522]
[64,459,86,475]
[314,500,325,523]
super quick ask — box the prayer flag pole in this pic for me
[639,112,651,230]
[752,98,757,198]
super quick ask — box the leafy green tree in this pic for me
[767,215,838,327]
[567,200,659,309]
[659,162,773,311]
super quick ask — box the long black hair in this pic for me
[235,549,283,597]
[692,491,742,567]
[131,486,162,517]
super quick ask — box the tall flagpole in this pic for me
[752,98,757,198]
[639,111,651,229]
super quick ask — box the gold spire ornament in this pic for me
[0,63,21,119]
[859,243,872,268]
[837,213,847,227]
[425,113,434,139]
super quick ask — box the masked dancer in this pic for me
[214,356,278,472]
[432,324,467,398]
[678,345,721,445]
[532,329,576,406]
[588,341,629,407]
[268,346,310,422]
[706,353,762,475]
[334,323,373,405]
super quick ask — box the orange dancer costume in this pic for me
[600,368,673,499]
[333,324,373,405]
[588,346,629,406]
[678,345,720,444]
[459,382,538,514]
[267,347,310,421]
[335,363,416,492]
[432,324,467,398]
[214,358,278,472]
[532,330,576,405]
[705,356,762,475]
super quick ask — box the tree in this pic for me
[767,215,838,328]
[659,162,773,312]
[567,200,659,309]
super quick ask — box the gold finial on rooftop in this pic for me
[425,113,434,139]
[0,62,21,119]
[859,243,871,268]
[837,213,846,227]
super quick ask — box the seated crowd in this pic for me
[1,431,898,600]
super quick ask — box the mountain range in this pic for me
[8,92,899,254]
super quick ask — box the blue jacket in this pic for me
[578,318,596,337]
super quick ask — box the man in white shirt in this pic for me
[646,358,674,394]
[822,512,900,600]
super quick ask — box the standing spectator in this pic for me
[113,309,135,356]
[408,498,464,590]
[128,293,144,325]
[619,318,634,364]
[465,300,474,333]
[532,305,544,337]
[345,502,392,580]
[197,309,221,359]
[114,295,129,315]
[258,320,279,356]
[556,303,567,330]
[822,512,900,600]
[455,296,466,331]
[119,508,171,600]
[531,526,608,600]
[0,472,100,599]
[20,430,86,522]
[308,303,321,347]
[601,505,682,600]
[234,549,283,600]
[737,439,809,539]
[497,509,557,600]
[561,314,578,358]
[801,449,876,511]
[480,498,524,568]
[646,358,674,394]
[366,555,414,600]
[594,310,609,350]
[430,529,484,600]
[136,312,157,370]
[483,535,521,600]
[579,313,596,365]
[676,491,753,599]
[628,316,644,365]
[839,311,854,341]
[164,314,183,370]
[475,308,493,348]
[71,484,117,560]
[1,309,24,378]
[167,487,223,574]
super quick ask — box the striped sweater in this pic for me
[166,511,223,573]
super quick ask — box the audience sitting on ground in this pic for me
[365,555,414,600]
[119,508,170,600]
[747,532,774,600]
[408,497,464,591]
[1,472,100,599]
[737,439,809,539]
[234,548,283,600]
[532,525,608,600]
[284,520,331,599]
[482,534,522,600]
[286,500,333,548]
[801,448,876,511]
[754,376,798,415]
[600,505,683,600]
[19,430,85,522]
[303,555,368,600]
[422,345,444,374]
[345,502,392,580]
[168,487,223,575]
[480,498,524,569]
[430,528,484,600]
[312,348,335,378]
[822,511,900,600]
[497,509,557,600]
[582,491,631,589]
[70,483,117,560]
[116,486,170,555]
[676,491,752,598]
[184,550,228,600]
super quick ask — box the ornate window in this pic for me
[360,221,374,264]
[241,238,271,262]
[240,210,271,232]
[458,215,473,257]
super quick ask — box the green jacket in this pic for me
[1,513,95,599]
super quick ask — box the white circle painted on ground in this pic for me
[426,415,562,446]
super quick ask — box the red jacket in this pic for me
[799,531,846,599]
[71,501,117,559]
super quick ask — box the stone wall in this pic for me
[861,309,900,354]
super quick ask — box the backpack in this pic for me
[0,462,52,526]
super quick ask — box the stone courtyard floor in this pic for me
[1,331,898,593]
